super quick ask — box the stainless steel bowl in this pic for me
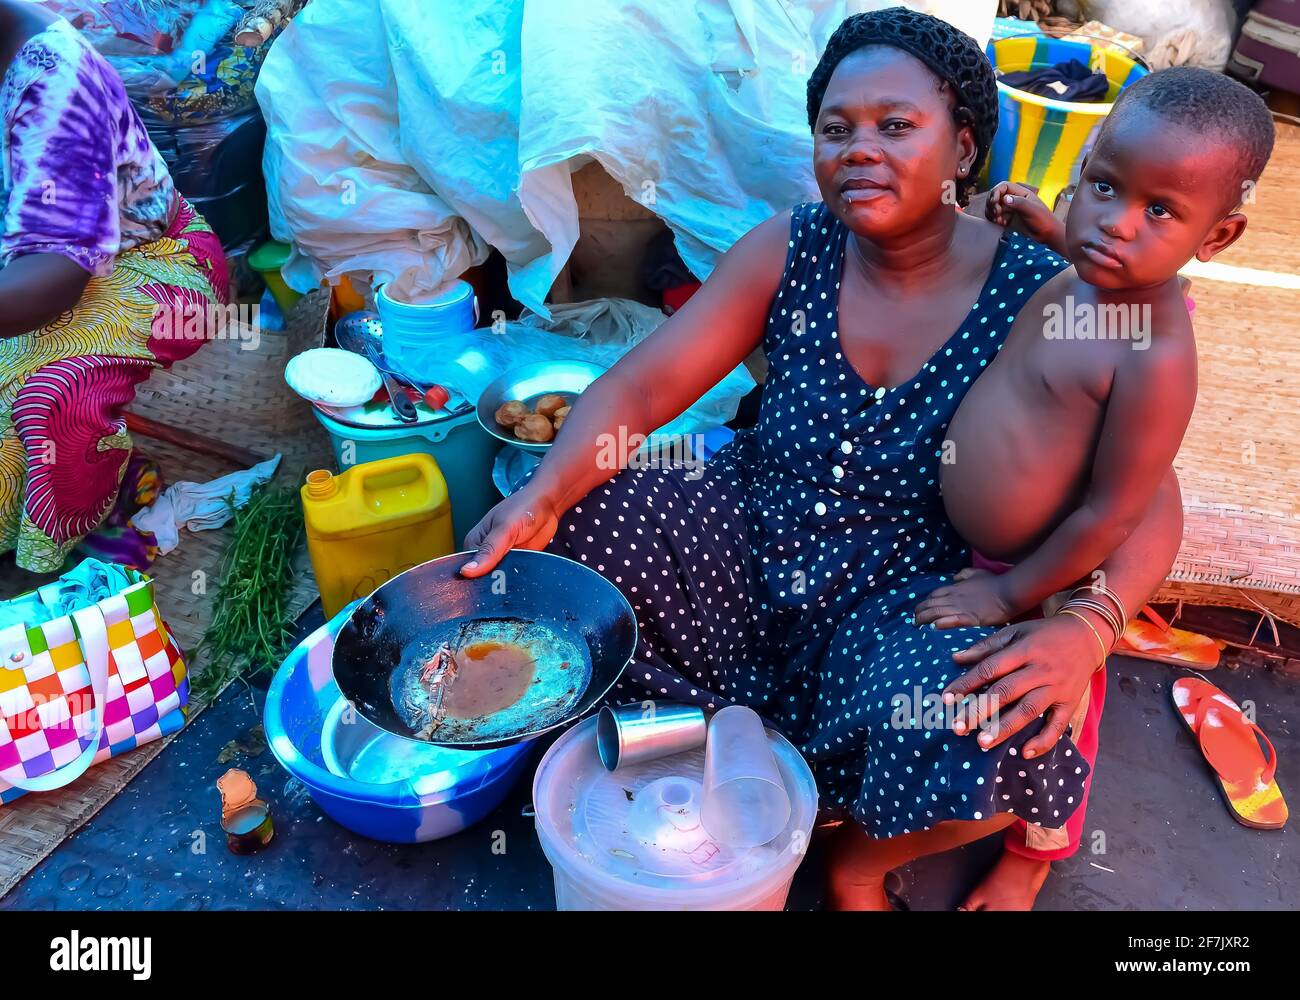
[476,360,607,453]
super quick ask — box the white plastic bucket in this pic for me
[375,279,477,381]
[533,715,818,910]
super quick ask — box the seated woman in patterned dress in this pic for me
[462,8,1185,909]
[0,1,228,572]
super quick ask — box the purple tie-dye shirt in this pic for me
[0,18,175,276]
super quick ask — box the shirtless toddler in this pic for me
[920,67,1275,631]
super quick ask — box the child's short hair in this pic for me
[1102,67,1275,213]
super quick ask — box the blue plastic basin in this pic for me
[264,609,535,843]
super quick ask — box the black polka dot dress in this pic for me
[547,201,1087,839]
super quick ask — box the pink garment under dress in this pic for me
[969,551,1107,861]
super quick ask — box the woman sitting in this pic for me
[0,1,228,572]
[463,8,1185,909]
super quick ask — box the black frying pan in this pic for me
[332,550,638,749]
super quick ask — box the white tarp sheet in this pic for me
[258,0,995,314]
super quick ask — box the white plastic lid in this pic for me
[378,279,474,309]
[533,716,818,908]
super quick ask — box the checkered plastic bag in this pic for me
[0,569,188,803]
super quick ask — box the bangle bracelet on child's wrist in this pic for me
[1057,608,1109,670]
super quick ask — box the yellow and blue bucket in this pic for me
[984,36,1149,210]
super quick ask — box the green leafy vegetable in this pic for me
[193,482,305,701]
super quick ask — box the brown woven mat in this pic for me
[1165,282,1300,600]
[1154,122,1300,629]
[0,292,331,898]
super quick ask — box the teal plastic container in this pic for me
[313,405,498,548]
[375,280,477,381]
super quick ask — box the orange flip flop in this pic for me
[1116,606,1223,668]
[1171,677,1288,830]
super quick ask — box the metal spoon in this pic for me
[334,312,418,423]
[335,312,417,385]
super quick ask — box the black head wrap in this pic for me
[806,7,999,205]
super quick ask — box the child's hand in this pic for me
[985,181,1066,253]
[914,568,1016,629]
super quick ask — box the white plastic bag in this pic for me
[258,0,995,314]
[1057,0,1238,70]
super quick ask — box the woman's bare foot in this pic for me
[826,860,893,911]
[958,850,1051,911]
[823,825,896,910]
[825,813,1020,911]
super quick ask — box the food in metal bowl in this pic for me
[535,393,569,419]
[514,413,555,442]
[495,392,576,441]
[494,399,529,427]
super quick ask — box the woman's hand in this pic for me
[0,253,91,338]
[941,613,1100,760]
[459,486,561,578]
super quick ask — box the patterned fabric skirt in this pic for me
[0,199,229,572]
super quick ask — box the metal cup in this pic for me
[596,701,707,771]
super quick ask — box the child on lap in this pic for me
[912,68,1274,910]
[921,69,1275,638]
